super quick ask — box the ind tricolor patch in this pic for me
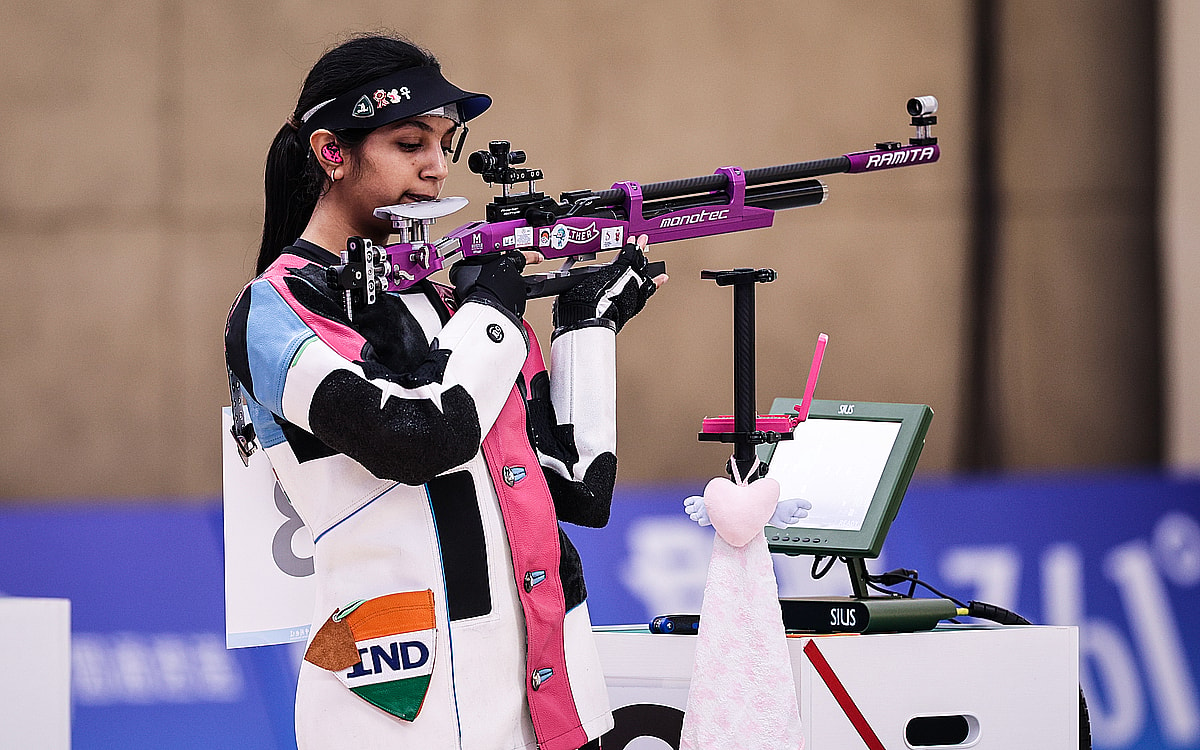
[304,590,437,721]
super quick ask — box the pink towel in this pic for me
[680,471,804,750]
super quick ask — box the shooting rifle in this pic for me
[326,96,940,319]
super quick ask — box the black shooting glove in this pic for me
[553,241,658,334]
[450,251,528,318]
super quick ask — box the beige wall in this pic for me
[0,1,1162,499]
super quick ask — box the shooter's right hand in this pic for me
[450,251,530,318]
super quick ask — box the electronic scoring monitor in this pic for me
[760,398,933,559]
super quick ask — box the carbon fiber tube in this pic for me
[589,157,851,206]
[733,280,758,481]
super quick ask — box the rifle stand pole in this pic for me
[700,267,778,482]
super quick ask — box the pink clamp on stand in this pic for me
[700,332,829,465]
[792,332,828,423]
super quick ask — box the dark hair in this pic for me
[257,34,438,275]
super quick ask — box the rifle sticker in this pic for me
[549,222,600,251]
[601,226,625,250]
[514,227,534,248]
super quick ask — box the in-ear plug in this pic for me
[321,143,343,164]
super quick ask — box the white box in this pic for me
[595,624,1079,749]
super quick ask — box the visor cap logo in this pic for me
[352,96,375,118]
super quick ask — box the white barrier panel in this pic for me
[0,597,71,749]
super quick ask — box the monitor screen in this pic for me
[766,418,902,532]
[761,399,933,558]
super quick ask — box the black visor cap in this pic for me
[298,66,491,141]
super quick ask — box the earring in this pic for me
[330,167,342,182]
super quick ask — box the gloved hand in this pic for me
[552,237,660,333]
[450,251,528,318]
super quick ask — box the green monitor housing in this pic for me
[760,398,933,559]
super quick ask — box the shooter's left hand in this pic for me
[552,235,667,333]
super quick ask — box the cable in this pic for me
[811,555,838,580]
[867,568,967,608]
[967,600,1029,625]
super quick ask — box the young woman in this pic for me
[224,35,663,750]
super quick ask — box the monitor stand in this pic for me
[847,556,871,598]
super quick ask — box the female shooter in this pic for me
[224,34,662,750]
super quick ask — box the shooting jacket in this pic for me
[225,241,617,750]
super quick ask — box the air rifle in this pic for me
[326,96,941,318]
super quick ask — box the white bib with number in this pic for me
[222,407,316,648]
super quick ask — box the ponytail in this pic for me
[258,123,324,275]
[256,34,439,276]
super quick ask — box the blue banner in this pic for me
[0,471,1197,749]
